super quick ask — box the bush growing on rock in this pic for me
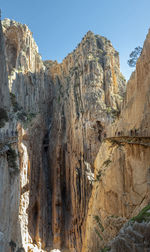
[6,144,19,174]
[0,107,8,127]
[127,46,142,67]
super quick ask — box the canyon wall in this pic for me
[0,19,51,252]
[0,18,9,108]
[0,19,126,252]
[82,30,150,252]
[0,17,150,252]
[44,30,126,251]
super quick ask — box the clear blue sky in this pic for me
[1,0,150,80]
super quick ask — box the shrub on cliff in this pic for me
[9,240,16,251]
[6,144,19,174]
[10,92,20,112]
[0,107,8,127]
[127,46,142,67]
[130,204,150,223]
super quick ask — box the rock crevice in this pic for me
[1,17,150,252]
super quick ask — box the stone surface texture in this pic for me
[0,18,10,108]
[0,17,150,252]
[109,221,150,252]
[43,30,125,251]
[82,29,150,252]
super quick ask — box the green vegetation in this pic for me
[111,109,120,118]
[120,73,126,82]
[100,247,110,252]
[130,204,150,223]
[94,215,104,232]
[18,66,23,73]
[105,106,120,120]
[109,139,124,148]
[110,215,119,218]
[94,215,104,241]
[96,170,102,181]
[94,215,111,251]
[10,92,36,128]
[0,108,8,128]
[10,92,20,112]
[15,109,36,129]
[22,112,36,129]
[127,46,142,67]
[17,110,27,121]
[16,248,25,252]
[57,95,61,103]
[9,241,25,252]
[6,145,19,174]
[95,160,111,182]
[103,159,111,167]
[94,228,103,241]
[9,240,16,252]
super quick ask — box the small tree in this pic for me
[127,46,142,67]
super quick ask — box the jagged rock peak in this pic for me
[60,30,119,66]
[2,18,32,35]
[2,18,44,75]
[0,18,126,252]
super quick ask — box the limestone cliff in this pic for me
[0,18,10,109]
[43,30,125,251]
[83,29,150,252]
[110,206,150,251]
[0,18,126,252]
[1,16,150,252]
[0,19,51,252]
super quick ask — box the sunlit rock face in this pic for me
[6,16,150,252]
[107,29,150,139]
[1,16,150,252]
[109,220,150,251]
[2,18,50,114]
[44,30,125,251]
[0,19,10,109]
[0,19,126,252]
[0,19,51,252]
[83,29,150,252]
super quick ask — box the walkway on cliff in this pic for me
[105,136,150,147]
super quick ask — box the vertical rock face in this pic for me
[83,29,150,252]
[0,18,10,108]
[0,19,126,252]
[44,31,125,251]
[107,29,150,138]
[82,140,150,252]
[1,17,150,252]
[0,19,51,252]
[2,18,50,114]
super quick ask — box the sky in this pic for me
[1,0,150,80]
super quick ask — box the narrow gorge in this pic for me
[0,18,150,252]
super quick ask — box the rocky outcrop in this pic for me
[107,29,150,138]
[44,31,125,251]
[0,18,10,109]
[0,19,51,252]
[2,18,50,114]
[0,19,126,252]
[83,29,150,252]
[110,205,150,252]
[2,16,150,252]
[82,138,150,251]
[110,221,150,252]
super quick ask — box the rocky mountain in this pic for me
[0,17,149,252]
[82,30,150,252]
